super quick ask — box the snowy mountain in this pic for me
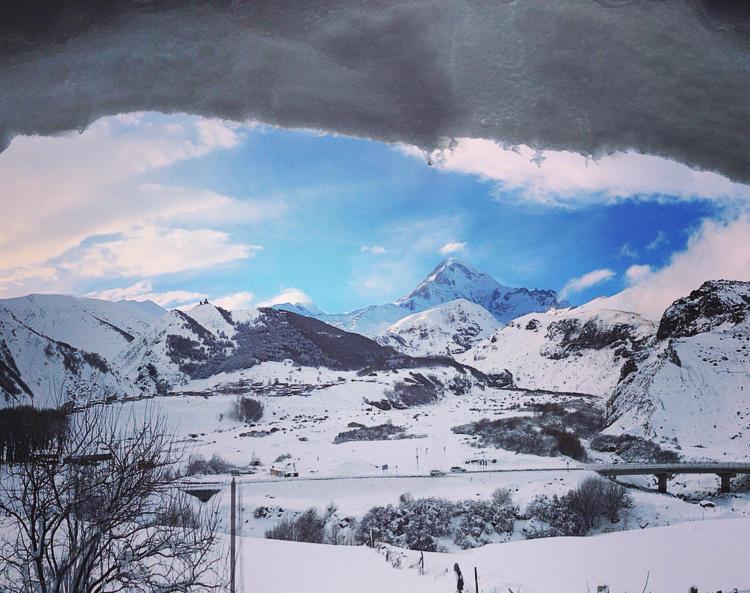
[0,294,165,358]
[0,309,126,405]
[0,295,166,405]
[457,308,656,396]
[605,280,750,457]
[117,302,512,396]
[297,259,565,335]
[378,298,501,356]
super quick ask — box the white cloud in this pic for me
[439,241,467,255]
[619,243,638,259]
[86,281,206,307]
[361,245,387,255]
[60,226,259,279]
[625,264,653,285]
[560,268,616,299]
[212,292,256,310]
[646,231,668,251]
[401,139,750,206]
[87,282,257,310]
[0,113,281,298]
[257,288,313,307]
[584,217,750,319]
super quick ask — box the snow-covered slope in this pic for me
[0,308,126,406]
[458,308,656,396]
[379,299,501,356]
[606,280,750,457]
[0,294,165,358]
[298,259,564,335]
[118,302,512,396]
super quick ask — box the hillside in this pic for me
[0,308,125,405]
[605,280,750,457]
[117,303,511,396]
[0,294,164,357]
[457,308,656,396]
[378,298,501,356]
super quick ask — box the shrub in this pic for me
[525,477,632,538]
[356,496,454,551]
[589,434,680,463]
[333,423,421,444]
[185,453,232,476]
[156,497,200,528]
[274,453,292,463]
[265,508,326,543]
[230,397,264,423]
[357,491,517,551]
[543,428,587,461]
[384,378,440,407]
[453,495,517,549]
[525,494,584,537]
[453,400,601,459]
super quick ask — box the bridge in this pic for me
[590,462,750,494]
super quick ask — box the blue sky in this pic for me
[135,122,717,310]
[1,112,748,317]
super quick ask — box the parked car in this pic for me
[450,466,467,473]
[429,469,445,477]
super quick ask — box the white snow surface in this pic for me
[379,298,501,356]
[458,308,656,396]
[234,518,750,593]
[607,316,750,459]
[0,309,126,405]
[0,294,164,357]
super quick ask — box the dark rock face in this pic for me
[543,318,645,360]
[0,340,32,402]
[184,308,404,379]
[618,358,638,383]
[656,280,750,341]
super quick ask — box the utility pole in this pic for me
[230,476,236,593]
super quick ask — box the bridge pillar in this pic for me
[718,473,733,493]
[655,473,668,494]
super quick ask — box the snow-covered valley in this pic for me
[2,262,749,593]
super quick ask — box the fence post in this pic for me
[474,566,478,593]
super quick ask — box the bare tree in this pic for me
[0,404,222,593]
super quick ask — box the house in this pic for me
[270,462,299,478]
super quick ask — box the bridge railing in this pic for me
[589,462,750,475]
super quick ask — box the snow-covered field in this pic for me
[125,362,578,477]
[117,366,750,554]
[232,519,750,593]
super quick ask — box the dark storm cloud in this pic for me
[1,0,750,182]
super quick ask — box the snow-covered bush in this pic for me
[333,423,416,444]
[453,401,599,460]
[453,493,517,549]
[525,494,584,537]
[358,491,517,551]
[589,434,680,463]
[525,477,632,538]
[184,453,232,475]
[265,508,326,543]
[384,376,441,407]
[356,496,454,551]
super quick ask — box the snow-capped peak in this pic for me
[397,259,502,309]
[396,258,565,324]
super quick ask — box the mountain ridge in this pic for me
[281,258,567,335]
